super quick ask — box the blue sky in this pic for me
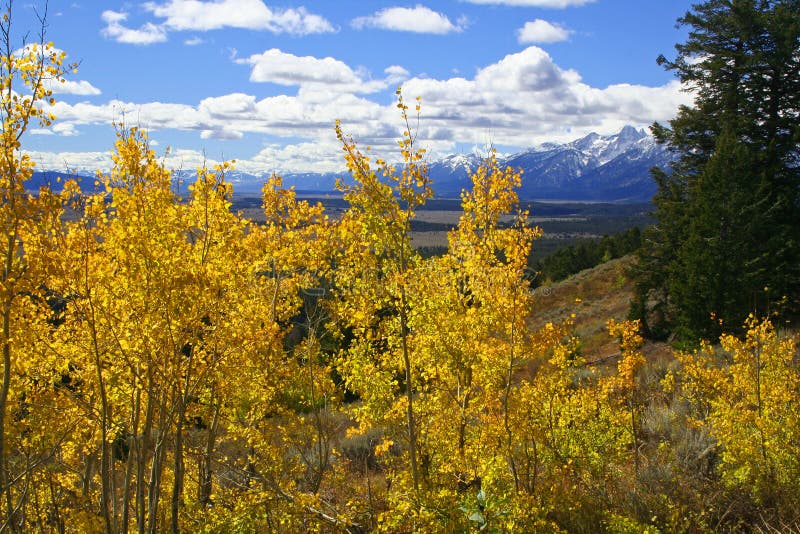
[16,0,695,175]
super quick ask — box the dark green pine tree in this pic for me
[632,0,800,340]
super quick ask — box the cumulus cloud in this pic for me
[30,122,80,136]
[44,88,388,144]
[238,49,363,87]
[385,65,411,85]
[101,1,333,45]
[52,123,80,136]
[239,140,346,174]
[31,46,690,173]
[352,5,464,34]
[101,10,168,45]
[236,49,402,94]
[45,79,102,96]
[24,149,113,173]
[48,99,206,133]
[24,146,222,177]
[401,46,689,146]
[463,0,594,7]
[143,0,334,35]
[162,149,223,172]
[200,128,243,140]
[517,19,572,43]
[199,93,257,118]
[475,46,580,92]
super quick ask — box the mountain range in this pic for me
[29,126,673,203]
[425,126,672,201]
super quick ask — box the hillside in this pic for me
[529,255,670,362]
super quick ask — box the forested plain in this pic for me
[0,0,799,532]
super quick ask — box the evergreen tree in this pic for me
[633,0,800,340]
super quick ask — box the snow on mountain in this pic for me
[30,126,672,203]
[562,126,649,166]
[439,153,482,173]
[430,126,671,201]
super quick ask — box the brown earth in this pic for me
[528,255,672,364]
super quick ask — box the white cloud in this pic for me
[49,99,206,132]
[143,0,334,35]
[385,65,411,85]
[239,140,345,174]
[52,123,79,136]
[24,146,221,176]
[236,49,396,93]
[101,10,168,45]
[44,88,387,144]
[45,78,102,96]
[517,19,572,43]
[200,128,243,140]
[199,93,257,118]
[161,149,223,172]
[475,46,580,92]
[101,2,334,46]
[352,5,464,34]
[239,49,362,86]
[30,122,79,136]
[32,46,691,174]
[24,149,113,173]
[401,46,689,146]
[463,0,594,7]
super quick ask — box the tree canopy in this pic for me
[632,0,800,340]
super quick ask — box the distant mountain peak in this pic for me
[572,131,602,150]
[440,152,481,172]
[426,125,672,202]
[619,124,647,141]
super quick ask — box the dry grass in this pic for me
[528,255,670,360]
[409,231,449,248]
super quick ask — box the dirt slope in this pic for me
[528,255,671,362]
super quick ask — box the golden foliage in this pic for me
[0,10,797,528]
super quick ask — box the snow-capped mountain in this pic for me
[428,126,672,201]
[29,126,673,202]
[425,153,483,196]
